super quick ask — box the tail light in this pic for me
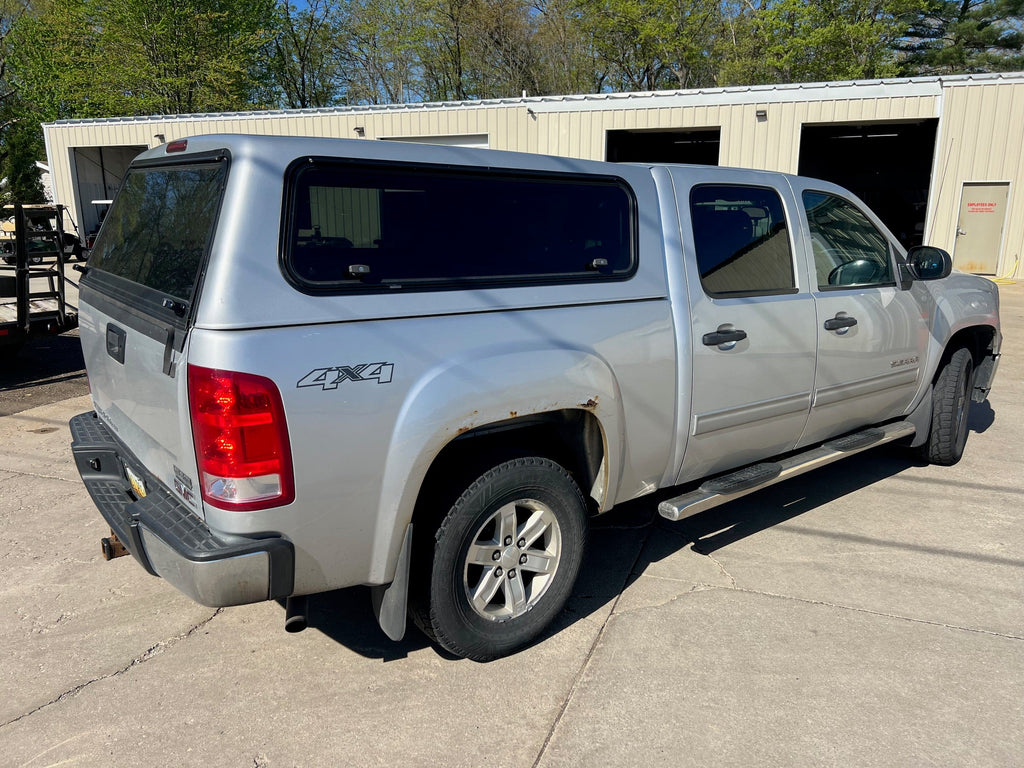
[188,365,294,511]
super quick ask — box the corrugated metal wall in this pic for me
[926,81,1024,277]
[43,77,1024,278]
[524,94,939,171]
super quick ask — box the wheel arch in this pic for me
[942,324,1000,408]
[919,273,1001,390]
[366,345,624,585]
[908,322,998,448]
[413,408,608,524]
[937,325,998,376]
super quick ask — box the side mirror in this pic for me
[906,246,952,281]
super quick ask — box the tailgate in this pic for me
[78,156,227,510]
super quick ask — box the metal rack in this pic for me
[0,203,79,353]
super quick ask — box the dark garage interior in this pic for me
[799,119,938,248]
[605,120,938,251]
[606,128,721,166]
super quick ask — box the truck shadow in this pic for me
[301,586,437,661]
[0,333,86,397]
[968,398,995,433]
[297,401,1001,661]
[540,446,954,655]
[300,443,930,662]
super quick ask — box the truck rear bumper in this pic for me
[70,411,294,607]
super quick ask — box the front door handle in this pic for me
[702,328,748,346]
[823,315,858,331]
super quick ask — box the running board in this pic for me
[658,421,916,522]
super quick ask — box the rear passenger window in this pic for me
[689,185,795,297]
[285,161,635,291]
[802,191,895,289]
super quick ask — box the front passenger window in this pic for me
[803,191,894,289]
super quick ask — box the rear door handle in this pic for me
[702,329,748,346]
[106,324,126,364]
[823,315,858,331]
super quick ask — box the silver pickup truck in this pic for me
[70,135,1001,661]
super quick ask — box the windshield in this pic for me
[89,162,226,301]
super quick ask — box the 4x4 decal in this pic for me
[297,362,395,390]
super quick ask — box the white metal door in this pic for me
[953,182,1009,275]
[794,187,928,446]
[671,172,817,484]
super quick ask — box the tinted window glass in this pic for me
[689,185,794,297]
[287,162,634,289]
[802,191,894,289]
[90,163,226,301]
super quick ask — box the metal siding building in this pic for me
[43,71,1024,278]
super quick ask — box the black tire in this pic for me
[921,346,974,465]
[411,456,588,661]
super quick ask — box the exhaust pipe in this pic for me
[284,595,308,633]
[101,532,129,560]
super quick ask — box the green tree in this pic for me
[461,0,540,97]
[0,0,27,105]
[419,0,474,99]
[103,0,276,113]
[900,0,1024,74]
[7,0,100,120]
[0,109,45,203]
[718,0,917,86]
[270,0,343,108]
[338,0,427,104]
[10,0,275,119]
[0,1,45,204]
[577,0,722,92]
[532,0,604,95]
[341,0,549,103]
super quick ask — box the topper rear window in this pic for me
[284,160,636,292]
[89,162,226,302]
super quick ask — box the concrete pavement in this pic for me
[1,285,1022,767]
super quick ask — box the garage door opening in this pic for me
[71,146,147,240]
[799,120,937,249]
[606,128,721,165]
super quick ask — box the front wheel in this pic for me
[412,456,588,661]
[920,346,974,465]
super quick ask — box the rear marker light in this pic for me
[188,365,294,511]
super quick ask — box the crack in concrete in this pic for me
[703,551,737,587]
[531,528,652,768]
[600,576,1024,641]
[632,571,715,585]
[723,585,1024,641]
[0,466,80,485]
[611,582,718,615]
[0,608,223,730]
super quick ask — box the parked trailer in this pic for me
[0,204,79,358]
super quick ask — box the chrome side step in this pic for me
[658,421,916,522]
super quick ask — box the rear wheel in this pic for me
[412,456,587,661]
[921,346,974,465]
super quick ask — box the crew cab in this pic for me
[70,135,1001,660]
